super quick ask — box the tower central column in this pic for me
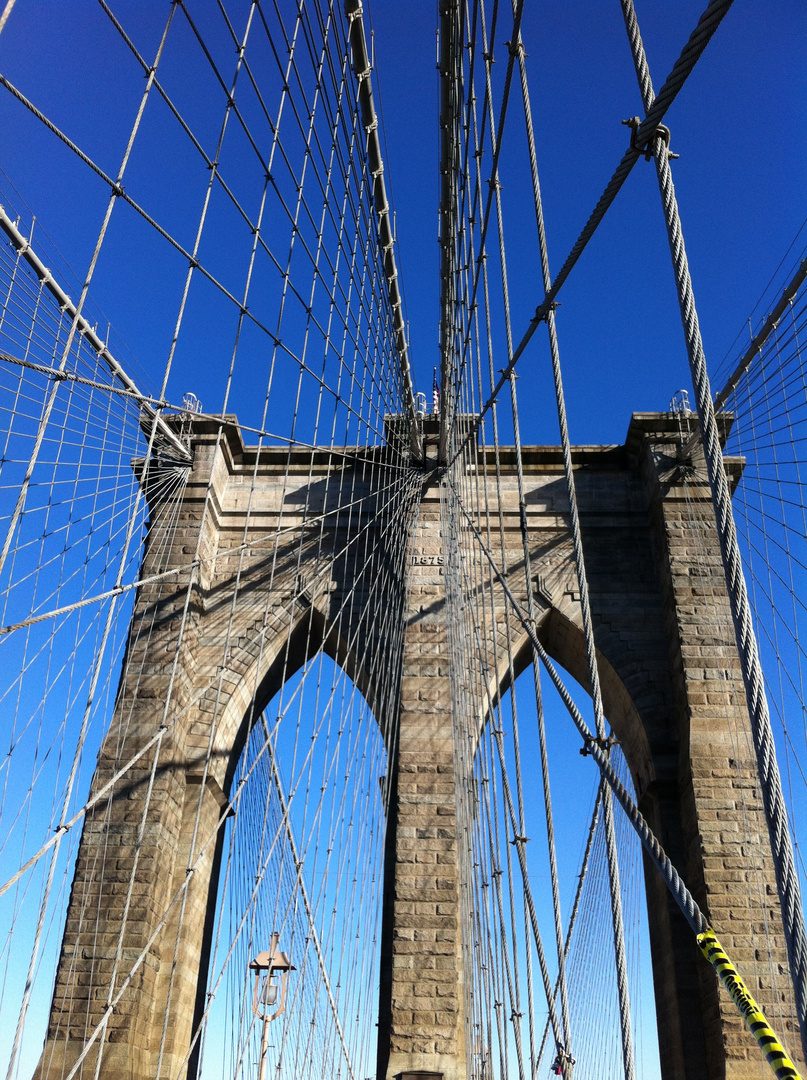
[376,474,467,1080]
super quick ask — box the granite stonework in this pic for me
[34,415,803,1080]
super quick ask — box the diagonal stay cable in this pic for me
[0,464,418,902]
[451,468,807,1075]
[260,713,357,1080]
[0,204,189,462]
[618,0,807,1059]
[448,471,707,932]
[0,73,287,349]
[448,0,734,469]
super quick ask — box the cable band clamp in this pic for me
[533,298,561,325]
[505,40,527,59]
[622,116,679,161]
[551,1045,576,1076]
[580,734,618,758]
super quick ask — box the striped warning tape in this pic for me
[697,930,802,1080]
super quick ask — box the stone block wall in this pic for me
[376,473,467,1080]
[34,414,804,1080]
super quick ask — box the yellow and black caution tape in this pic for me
[697,930,803,1080]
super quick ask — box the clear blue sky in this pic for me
[0,1,805,448]
[0,5,805,1076]
[371,0,807,446]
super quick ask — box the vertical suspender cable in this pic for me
[509,14,636,1078]
[619,0,807,1060]
[344,0,422,460]
[470,0,574,1061]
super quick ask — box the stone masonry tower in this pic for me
[35,413,804,1080]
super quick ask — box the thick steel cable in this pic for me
[0,5,415,1071]
[536,781,604,1071]
[0,206,188,461]
[449,0,735,470]
[1,16,178,1069]
[498,9,634,1072]
[449,481,709,935]
[539,0,733,317]
[618,0,807,1059]
[442,479,571,1080]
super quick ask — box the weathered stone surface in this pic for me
[35,415,804,1080]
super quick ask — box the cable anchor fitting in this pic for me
[551,1045,576,1076]
[505,39,527,59]
[580,733,618,758]
[622,116,679,161]
[533,299,560,325]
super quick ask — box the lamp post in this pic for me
[249,933,294,1080]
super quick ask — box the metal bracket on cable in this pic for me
[580,733,618,758]
[551,1045,576,1077]
[533,298,560,326]
[622,116,679,161]
[505,39,527,59]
